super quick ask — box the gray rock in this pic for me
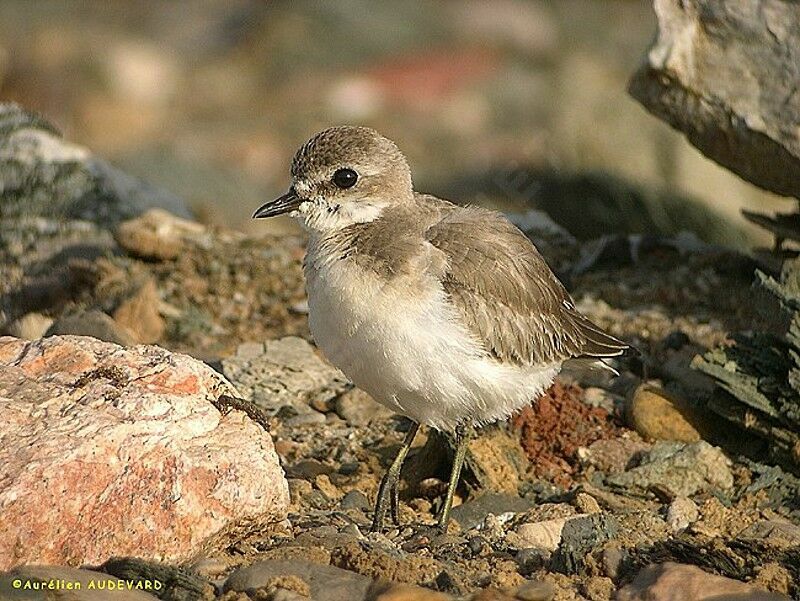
[0,102,190,225]
[339,490,371,511]
[450,492,534,531]
[738,519,800,549]
[606,441,734,498]
[334,388,393,426]
[0,565,160,601]
[550,513,619,576]
[99,557,215,601]
[629,0,800,199]
[45,310,136,346]
[223,559,370,601]
[222,337,349,414]
[284,411,327,428]
[516,547,550,577]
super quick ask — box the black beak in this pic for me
[252,189,302,219]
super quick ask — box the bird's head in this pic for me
[253,126,413,232]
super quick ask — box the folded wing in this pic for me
[424,205,627,366]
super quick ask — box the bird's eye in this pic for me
[332,168,358,189]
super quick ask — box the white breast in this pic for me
[304,247,561,431]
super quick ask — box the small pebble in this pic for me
[515,578,556,601]
[666,495,699,531]
[189,556,228,578]
[340,489,371,511]
[516,548,550,576]
[601,545,625,579]
[314,474,342,500]
[430,534,465,549]
[338,461,360,475]
[663,330,690,350]
[284,412,326,427]
[468,535,487,556]
[574,492,601,514]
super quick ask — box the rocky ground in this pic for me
[2,168,799,599]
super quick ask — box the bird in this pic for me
[253,126,628,532]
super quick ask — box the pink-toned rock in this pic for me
[617,562,787,601]
[0,335,289,570]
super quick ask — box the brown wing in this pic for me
[424,205,627,366]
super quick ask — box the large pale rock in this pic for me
[0,335,289,570]
[629,0,800,199]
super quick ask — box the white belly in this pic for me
[305,257,560,431]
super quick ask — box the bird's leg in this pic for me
[390,473,402,526]
[437,423,471,531]
[371,421,420,532]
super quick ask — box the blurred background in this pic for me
[0,0,792,246]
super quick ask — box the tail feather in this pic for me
[571,314,628,358]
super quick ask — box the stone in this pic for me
[617,562,787,601]
[466,427,530,495]
[368,582,453,600]
[99,557,215,601]
[516,517,576,553]
[0,102,189,226]
[606,441,734,498]
[601,545,626,580]
[626,384,702,443]
[550,514,619,575]
[738,519,800,549]
[450,493,534,531]
[189,556,230,579]
[2,312,53,340]
[576,434,651,474]
[573,493,601,514]
[514,579,556,601]
[112,278,165,344]
[222,337,349,414]
[629,0,800,199]
[45,309,137,345]
[340,490,371,511]
[0,565,161,601]
[515,548,550,577]
[224,560,370,601]
[0,335,289,569]
[666,496,699,532]
[335,387,393,426]
[284,412,327,428]
[115,208,210,261]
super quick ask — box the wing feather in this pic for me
[424,205,627,366]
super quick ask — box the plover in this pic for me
[254,126,627,531]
